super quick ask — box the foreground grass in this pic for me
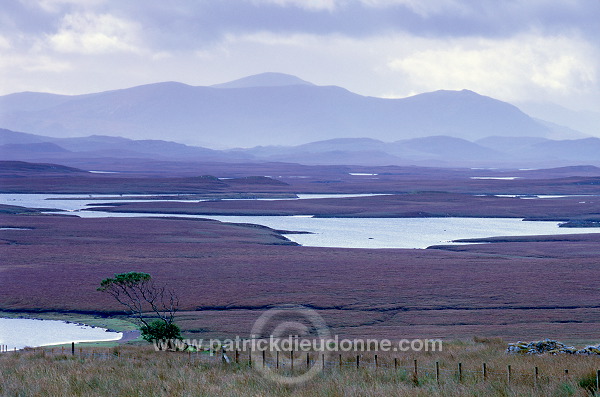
[2,339,600,396]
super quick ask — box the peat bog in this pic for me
[2,161,600,343]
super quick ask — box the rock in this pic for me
[506,339,580,355]
[576,345,600,355]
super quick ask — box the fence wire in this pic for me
[3,346,599,390]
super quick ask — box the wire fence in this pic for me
[221,348,600,389]
[2,344,600,390]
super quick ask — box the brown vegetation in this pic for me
[2,214,600,342]
[3,160,600,196]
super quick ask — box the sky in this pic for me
[1,0,599,112]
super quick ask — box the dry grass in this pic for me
[2,340,600,396]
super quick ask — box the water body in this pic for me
[0,193,388,212]
[174,215,597,249]
[61,211,600,249]
[1,194,598,249]
[0,318,122,350]
[470,176,521,180]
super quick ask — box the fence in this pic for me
[0,343,122,359]
[220,348,600,390]
[2,344,600,391]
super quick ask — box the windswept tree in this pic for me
[98,272,182,347]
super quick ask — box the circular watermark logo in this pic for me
[250,304,331,384]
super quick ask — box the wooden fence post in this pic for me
[235,349,239,364]
[262,350,266,368]
[534,366,538,388]
[413,359,419,385]
[435,361,440,385]
[291,350,294,371]
[483,363,487,381]
[321,353,325,370]
[276,351,279,369]
[71,342,75,356]
[375,354,378,370]
[306,353,310,369]
[339,354,342,369]
[394,357,398,370]
[356,355,360,369]
[458,362,463,383]
[507,365,512,385]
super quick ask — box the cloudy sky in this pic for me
[1,0,599,112]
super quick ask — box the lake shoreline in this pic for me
[0,316,126,350]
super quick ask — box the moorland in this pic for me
[2,160,600,344]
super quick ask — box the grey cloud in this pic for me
[1,2,57,35]
[1,0,598,112]
[115,1,600,44]
[5,0,598,51]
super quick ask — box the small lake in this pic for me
[173,215,598,249]
[70,212,600,249]
[0,318,122,350]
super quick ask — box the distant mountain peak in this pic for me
[212,72,315,89]
[427,88,484,97]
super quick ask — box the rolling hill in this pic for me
[4,127,600,168]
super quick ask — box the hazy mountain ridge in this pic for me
[0,128,252,162]
[0,73,558,148]
[4,127,600,168]
[0,160,87,175]
[516,101,600,137]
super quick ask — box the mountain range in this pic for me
[0,72,578,148]
[1,72,599,168]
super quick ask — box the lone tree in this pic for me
[98,272,182,347]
